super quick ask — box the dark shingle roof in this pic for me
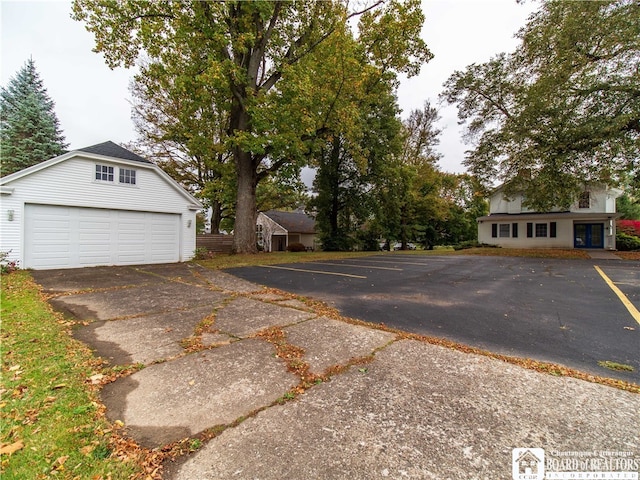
[263,210,316,234]
[77,141,152,164]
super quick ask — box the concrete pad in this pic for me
[214,297,315,338]
[285,317,396,374]
[134,263,215,285]
[74,304,221,365]
[195,268,264,293]
[31,265,163,293]
[201,332,236,348]
[251,292,291,301]
[169,340,639,480]
[50,283,226,321]
[275,298,311,310]
[101,338,299,448]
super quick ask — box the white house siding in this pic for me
[299,233,316,250]
[256,213,286,252]
[478,218,573,249]
[0,154,199,268]
[488,188,617,216]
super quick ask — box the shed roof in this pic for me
[262,210,316,234]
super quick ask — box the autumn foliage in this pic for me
[617,220,640,237]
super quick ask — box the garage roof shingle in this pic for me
[78,141,152,164]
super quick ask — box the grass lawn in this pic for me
[194,245,617,270]
[0,271,143,480]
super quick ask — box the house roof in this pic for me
[262,210,316,234]
[78,141,152,164]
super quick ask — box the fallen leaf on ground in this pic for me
[0,440,24,455]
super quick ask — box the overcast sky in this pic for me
[1,0,538,174]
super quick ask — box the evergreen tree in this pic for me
[1,58,68,175]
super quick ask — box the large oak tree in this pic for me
[73,0,430,252]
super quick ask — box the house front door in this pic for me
[574,223,604,248]
[274,236,286,251]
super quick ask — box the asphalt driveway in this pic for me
[226,254,640,383]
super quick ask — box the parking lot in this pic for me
[227,254,640,383]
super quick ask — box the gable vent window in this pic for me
[95,164,114,182]
[119,168,136,185]
[579,191,590,209]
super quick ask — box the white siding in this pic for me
[490,186,618,215]
[478,219,573,249]
[299,233,317,250]
[1,153,200,268]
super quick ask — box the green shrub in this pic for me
[0,250,19,274]
[616,232,640,251]
[193,247,215,260]
[452,241,499,251]
[286,242,307,252]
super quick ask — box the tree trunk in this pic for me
[210,200,223,234]
[229,87,259,254]
[400,204,408,250]
[233,149,258,253]
[329,138,341,238]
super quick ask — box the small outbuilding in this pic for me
[256,210,317,252]
[0,141,202,270]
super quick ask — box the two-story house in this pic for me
[477,185,622,250]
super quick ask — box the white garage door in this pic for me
[24,204,180,269]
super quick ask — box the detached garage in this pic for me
[1,141,202,270]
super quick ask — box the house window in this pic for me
[491,224,498,238]
[119,168,136,185]
[527,223,533,238]
[256,224,264,247]
[550,222,557,238]
[95,164,114,182]
[512,223,518,238]
[535,223,547,237]
[499,224,510,237]
[579,191,590,209]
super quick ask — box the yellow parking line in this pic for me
[594,265,640,325]
[258,265,367,279]
[312,262,402,271]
